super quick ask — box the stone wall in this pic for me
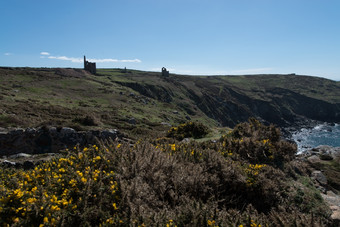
[0,127,120,156]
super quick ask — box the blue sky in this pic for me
[1,0,340,80]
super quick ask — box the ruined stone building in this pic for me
[84,56,96,74]
[162,67,169,77]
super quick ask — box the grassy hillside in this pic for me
[1,67,340,137]
[0,67,209,137]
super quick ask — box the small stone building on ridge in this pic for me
[84,56,96,74]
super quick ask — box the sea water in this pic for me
[292,123,340,153]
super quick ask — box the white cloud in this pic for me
[88,58,141,63]
[40,52,50,56]
[44,54,141,64]
[231,68,273,74]
[48,56,83,63]
[4,53,12,56]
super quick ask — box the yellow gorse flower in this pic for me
[50,205,60,211]
[245,164,267,186]
[0,142,119,225]
[262,139,269,144]
[93,156,101,161]
[27,198,37,204]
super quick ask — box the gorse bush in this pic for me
[166,121,209,140]
[0,144,121,226]
[231,118,281,142]
[219,118,296,168]
[0,120,333,226]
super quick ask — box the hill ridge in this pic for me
[1,67,339,136]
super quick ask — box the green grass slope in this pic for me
[1,67,340,137]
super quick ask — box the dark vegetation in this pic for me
[1,67,340,225]
[166,121,210,140]
[0,120,334,226]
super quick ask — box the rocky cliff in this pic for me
[115,72,340,128]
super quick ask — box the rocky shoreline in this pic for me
[297,145,340,224]
[282,119,340,153]
[281,118,326,140]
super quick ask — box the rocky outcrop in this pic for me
[0,127,120,156]
[322,191,340,225]
[308,145,340,160]
[0,153,59,170]
[301,145,340,224]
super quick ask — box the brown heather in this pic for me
[0,120,334,226]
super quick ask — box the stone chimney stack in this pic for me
[84,55,86,69]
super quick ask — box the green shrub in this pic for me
[73,115,99,126]
[166,121,209,140]
[219,118,296,168]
